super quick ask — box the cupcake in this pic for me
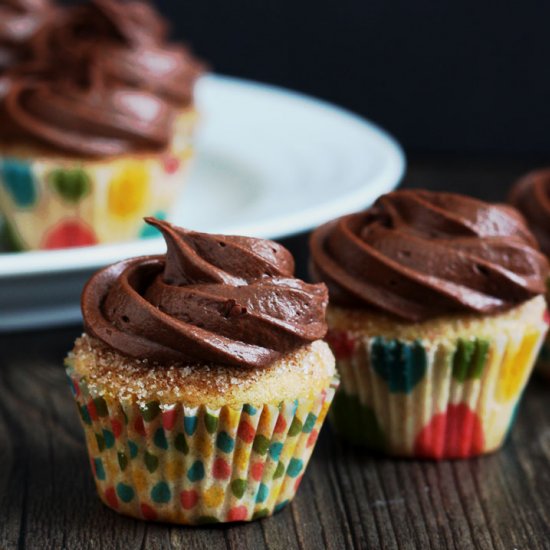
[510,169,550,379]
[0,0,203,251]
[310,190,549,459]
[65,219,338,524]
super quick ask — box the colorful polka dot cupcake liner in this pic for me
[65,365,338,524]
[0,113,196,251]
[326,310,547,459]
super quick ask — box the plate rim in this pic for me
[0,74,405,279]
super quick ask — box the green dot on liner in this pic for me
[231,479,247,499]
[151,481,171,504]
[273,462,285,479]
[116,482,135,503]
[144,452,159,473]
[93,397,108,417]
[174,433,189,454]
[141,401,161,422]
[48,168,91,203]
[117,452,128,471]
[204,413,219,434]
[95,433,105,452]
[288,417,303,436]
[253,435,270,455]
[197,516,220,525]
[252,509,270,520]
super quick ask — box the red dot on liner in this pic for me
[251,461,265,482]
[134,416,146,436]
[238,421,255,443]
[163,156,181,174]
[307,429,319,448]
[87,400,98,421]
[228,505,248,522]
[180,490,199,510]
[141,503,158,520]
[111,419,123,439]
[105,487,119,509]
[414,403,484,459]
[162,409,178,431]
[544,310,550,325]
[89,456,96,476]
[42,219,97,250]
[325,330,356,360]
[213,458,231,480]
[274,415,287,434]
[294,474,304,492]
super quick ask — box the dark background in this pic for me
[155,1,550,155]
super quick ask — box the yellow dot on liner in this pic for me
[203,485,225,508]
[234,447,251,470]
[132,469,150,495]
[108,161,150,218]
[497,332,539,402]
[164,459,184,482]
[198,433,213,458]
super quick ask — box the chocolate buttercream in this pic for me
[0,0,53,73]
[82,219,329,368]
[310,190,548,322]
[510,169,550,257]
[0,0,203,156]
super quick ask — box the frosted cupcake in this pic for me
[310,190,549,459]
[510,169,550,380]
[0,0,203,250]
[66,219,337,524]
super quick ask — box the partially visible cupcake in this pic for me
[66,219,337,524]
[310,190,549,459]
[0,0,203,251]
[510,169,550,379]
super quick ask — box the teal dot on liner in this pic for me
[216,431,235,453]
[187,460,205,482]
[286,458,303,478]
[94,458,105,480]
[79,405,91,425]
[256,483,269,503]
[102,429,115,449]
[371,338,427,393]
[128,441,138,459]
[243,404,257,416]
[302,413,317,433]
[116,483,135,503]
[153,428,168,450]
[140,211,167,239]
[184,415,198,436]
[269,442,283,461]
[1,159,37,207]
[275,499,290,513]
[151,481,171,504]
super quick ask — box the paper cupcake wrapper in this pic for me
[0,112,196,251]
[327,323,546,459]
[66,365,338,524]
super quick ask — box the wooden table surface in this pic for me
[2,155,550,550]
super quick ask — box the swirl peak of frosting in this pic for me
[310,189,548,322]
[509,168,550,257]
[82,219,329,368]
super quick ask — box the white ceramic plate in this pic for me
[0,74,405,331]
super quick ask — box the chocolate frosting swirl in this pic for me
[310,190,548,322]
[82,219,329,368]
[509,169,550,257]
[0,0,203,156]
[0,0,53,73]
